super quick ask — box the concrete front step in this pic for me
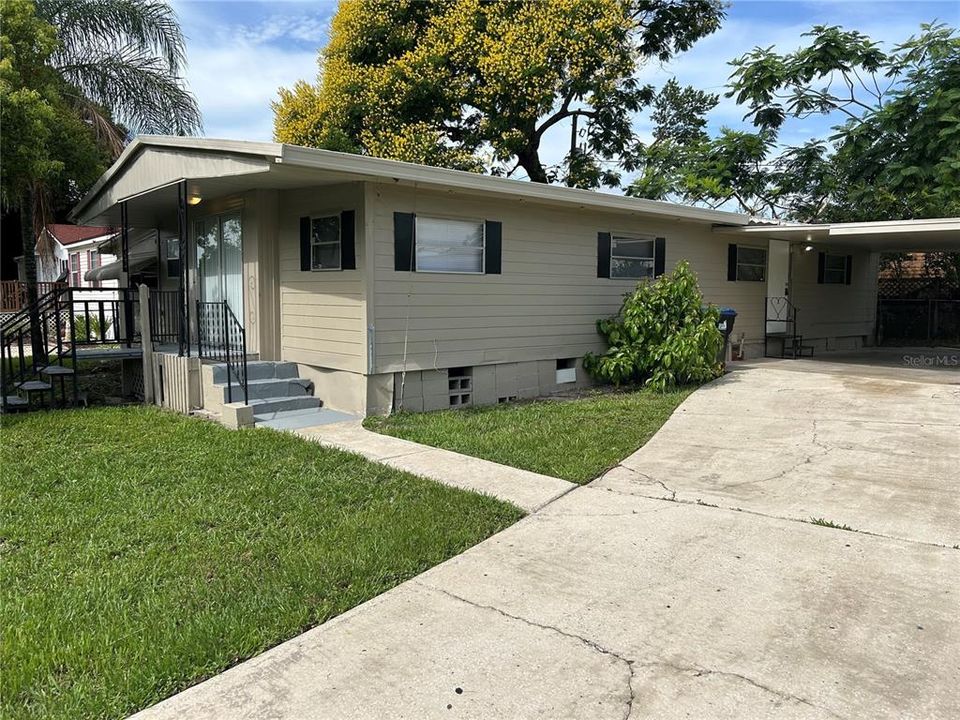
[210,361,299,384]
[247,395,323,415]
[254,407,357,431]
[215,376,313,403]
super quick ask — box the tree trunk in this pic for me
[19,187,45,364]
[516,147,549,184]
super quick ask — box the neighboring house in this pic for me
[66,137,960,418]
[24,224,118,287]
[2,225,119,314]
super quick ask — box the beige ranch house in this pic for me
[69,137,959,428]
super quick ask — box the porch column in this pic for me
[177,179,191,357]
[120,200,129,276]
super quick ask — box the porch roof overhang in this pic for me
[71,136,755,228]
[713,218,960,252]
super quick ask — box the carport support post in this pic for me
[139,283,154,404]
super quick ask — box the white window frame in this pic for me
[69,252,82,287]
[415,215,485,275]
[736,245,767,282]
[610,233,656,280]
[822,253,848,285]
[310,214,342,272]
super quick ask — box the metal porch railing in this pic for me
[196,300,248,404]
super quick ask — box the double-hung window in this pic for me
[69,252,81,286]
[610,234,655,279]
[822,254,847,284]
[736,246,767,282]
[310,215,341,270]
[166,236,181,278]
[416,216,484,273]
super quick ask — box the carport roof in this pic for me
[715,217,960,251]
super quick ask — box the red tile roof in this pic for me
[45,223,115,246]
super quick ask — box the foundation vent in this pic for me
[448,367,472,407]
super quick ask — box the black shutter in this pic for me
[727,244,738,281]
[597,232,611,278]
[394,212,416,271]
[845,254,853,285]
[484,220,502,274]
[654,237,666,277]
[340,210,356,270]
[299,216,311,271]
[817,252,826,284]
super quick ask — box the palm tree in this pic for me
[14,0,201,357]
[36,0,202,152]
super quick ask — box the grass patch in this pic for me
[364,386,693,484]
[1,407,522,720]
[809,517,856,532]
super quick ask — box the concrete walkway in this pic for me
[295,420,575,513]
[132,361,960,719]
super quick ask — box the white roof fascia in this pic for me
[278,143,751,226]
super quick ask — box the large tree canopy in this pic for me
[274,0,724,188]
[628,23,960,222]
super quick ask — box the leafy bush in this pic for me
[584,261,723,391]
[73,314,112,341]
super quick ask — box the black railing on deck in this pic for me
[148,289,183,347]
[196,300,248,404]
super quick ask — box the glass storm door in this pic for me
[196,213,243,323]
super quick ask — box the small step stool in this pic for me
[40,365,76,405]
[16,379,53,409]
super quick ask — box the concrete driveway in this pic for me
[595,352,960,547]
[133,357,960,720]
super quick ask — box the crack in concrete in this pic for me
[633,661,846,719]
[590,483,957,550]
[415,581,637,720]
[723,419,835,490]
[598,464,676,500]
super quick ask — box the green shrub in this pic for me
[74,314,112,340]
[584,261,723,391]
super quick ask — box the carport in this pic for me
[716,218,960,356]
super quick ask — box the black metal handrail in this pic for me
[1,286,65,410]
[196,300,248,404]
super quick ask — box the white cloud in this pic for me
[173,1,331,140]
[186,44,318,140]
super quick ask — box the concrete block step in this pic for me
[246,395,322,415]
[217,376,313,403]
[254,407,357,431]
[210,361,299,384]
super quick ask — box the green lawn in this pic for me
[364,387,693,484]
[0,407,522,720]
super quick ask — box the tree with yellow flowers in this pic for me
[273,0,724,188]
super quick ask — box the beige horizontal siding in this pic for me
[792,249,878,342]
[278,183,367,373]
[369,183,767,373]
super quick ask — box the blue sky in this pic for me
[173,0,958,178]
